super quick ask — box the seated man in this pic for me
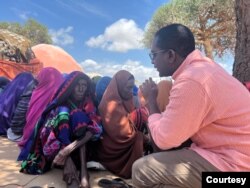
[132,23,250,188]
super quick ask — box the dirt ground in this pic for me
[0,136,132,188]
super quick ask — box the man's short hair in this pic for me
[155,23,195,58]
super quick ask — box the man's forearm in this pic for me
[147,99,160,115]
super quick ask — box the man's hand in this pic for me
[139,78,160,115]
[140,77,158,103]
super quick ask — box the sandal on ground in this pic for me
[98,178,132,188]
[112,178,133,188]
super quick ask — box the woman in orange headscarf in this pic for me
[97,70,148,179]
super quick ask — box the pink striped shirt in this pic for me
[148,50,250,171]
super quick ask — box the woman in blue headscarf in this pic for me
[95,76,112,106]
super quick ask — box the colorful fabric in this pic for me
[98,70,148,179]
[41,106,70,160]
[0,72,34,135]
[18,67,64,148]
[129,107,149,132]
[19,71,102,174]
[148,49,250,171]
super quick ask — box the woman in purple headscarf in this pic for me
[0,72,34,135]
[0,76,10,93]
[18,67,64,148]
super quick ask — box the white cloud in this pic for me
[11,8,38,21]
[85,19,144,52]
[49,26,74,46]
[80,59,233,85]
[19,12,29,20]
[80,59,159,84]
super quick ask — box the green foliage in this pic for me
[144,0,235,59]
[0,19,52,46]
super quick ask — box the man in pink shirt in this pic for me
[132,23,250,188]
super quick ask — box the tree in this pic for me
[143,0,235,60]
[0,19,52,46]
[233,0,250,83]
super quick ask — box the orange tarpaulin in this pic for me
[0,44,83,80]
[0,59,43,80]
[32,44,83,73]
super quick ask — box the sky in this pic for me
[1,0,233,84]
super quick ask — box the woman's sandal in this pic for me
[112,178,133,188]
[98,178,133,188]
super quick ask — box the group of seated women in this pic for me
[0,68,173,188]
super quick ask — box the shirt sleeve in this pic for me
[148,79,212,150]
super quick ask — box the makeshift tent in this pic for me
[32,44,83,73]
[0,29,42,80]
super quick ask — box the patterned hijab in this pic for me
[30,71,92,125]
[18,67,64,148]
[17,71,93,161]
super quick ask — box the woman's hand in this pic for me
[52,131,93,168]
[52,147,70,167]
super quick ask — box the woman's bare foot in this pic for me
[80,145,90,188]
[63,157,80,188]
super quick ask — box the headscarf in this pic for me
[0,76,10,89]
[156,79,172,112]
[0,72,34,135]
[9,79,37,136]
[51,71,92,105]
[95,76,112,105]
[133,85,138,96]
[132,84,140,108]
[92,75,102,85]
[98,70,144,178]
[18,71,101,161]
[18,67,64,148]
